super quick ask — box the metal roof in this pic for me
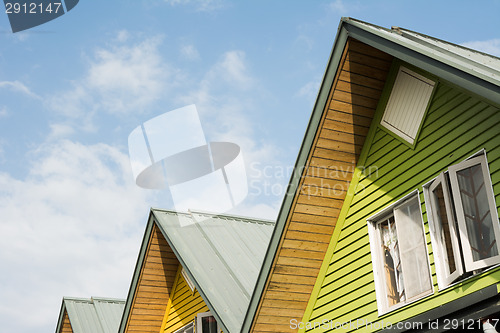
[151,209,274,333]
[241,17,500,333]
[55,297,125,333]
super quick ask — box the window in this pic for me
[173,322,194,333]
[196,312,219,333]
[425,153,500,288]
[368,193,433,314]
[380,66,435,145]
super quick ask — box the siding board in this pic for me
[163,267,210,333]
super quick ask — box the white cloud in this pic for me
[116,29,130,43]
[329,0,347,14]
[296,76,321,104]
[180,44,200,60]
[461,39,500,57]
[0,106,8,118]
[0,140,152,333]
[206,51,254,90]
[87,37,168,113]
[0,80,39,99]
[47,33,178,131]
[47,123,76,140]
[176,50,284,218]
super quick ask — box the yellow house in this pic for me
[117,209,274,333]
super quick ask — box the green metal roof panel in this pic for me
[92,298,126,333]
[151,209,274,333]
[60,297,125,333]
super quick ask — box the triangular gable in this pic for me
[56,297,125,333]
[152,209,274,333]
[119,221,179,333]
[120,209,274,333]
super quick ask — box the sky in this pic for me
[1,1,500,332]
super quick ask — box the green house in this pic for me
[243,18,500,333]
[297,18,500,332]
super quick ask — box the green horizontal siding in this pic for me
[304,80,500,332]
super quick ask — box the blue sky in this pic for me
[1,1,500,332]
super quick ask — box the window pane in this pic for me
[394,197,432,300]
[380,216,405,306]
[457,164,498,261]
[201,316,218,333]
[431,183,457,274]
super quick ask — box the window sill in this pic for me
[437,263,500,292]
[377,289,435,317]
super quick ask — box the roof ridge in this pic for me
[150,207,275,224]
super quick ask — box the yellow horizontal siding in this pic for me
[163,267,210,333]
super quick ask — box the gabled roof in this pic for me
[55,297,125,333]
[119,209,274,333]
[243,17,500,332]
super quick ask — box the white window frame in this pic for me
[424,173,463,289]
[173,321,194,333]
[449,155,500,271]
[368,191,433,315]
[196,311,220,333]
[425,152,500,288]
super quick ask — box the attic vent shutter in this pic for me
[381,67,435,144]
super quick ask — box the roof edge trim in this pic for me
[117,213,155,333]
